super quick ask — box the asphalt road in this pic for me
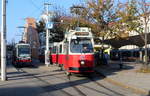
[2,63,142,96]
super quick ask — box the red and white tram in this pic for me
[13,43,32,67]
[51,27,95,74]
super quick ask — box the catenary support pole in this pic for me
[1,0,7,81]
[44,3,51,67]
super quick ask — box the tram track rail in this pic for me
[67,76,87,96]
[47,71,123,96]
[20,66,88,96]
[14,67,74,96]
[29,69,87,96]
[13,65,136,96]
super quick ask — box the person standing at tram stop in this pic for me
[103,52,110,65]
[143,55,149,63]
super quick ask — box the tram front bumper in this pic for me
[69,67,94,73]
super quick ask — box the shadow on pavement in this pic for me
[95,60,135,76]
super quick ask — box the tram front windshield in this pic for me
[70,38,93,53]
[18,45,30,57]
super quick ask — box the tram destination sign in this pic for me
[75,32,89,36]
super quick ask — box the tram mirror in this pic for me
[74,40,79,44]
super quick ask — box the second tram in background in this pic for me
[51,27,95,75]
[13,43,32,67]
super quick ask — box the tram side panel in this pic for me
[57,44,64,66]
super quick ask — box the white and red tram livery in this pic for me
[13,43,32,67]
[56,27,95,74]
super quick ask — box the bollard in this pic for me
[119,57,123,69]
[119,63,123,69]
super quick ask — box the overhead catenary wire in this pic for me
[26,0,45,20]
[30,0,41,10]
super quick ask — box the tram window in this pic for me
[70,39,93,53]
[17,45,30,57]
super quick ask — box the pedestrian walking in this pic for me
[104,52,109,65]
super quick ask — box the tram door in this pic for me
[52,46,59,64]
[64,40,70,70]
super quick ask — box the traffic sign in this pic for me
[46,22,53,29]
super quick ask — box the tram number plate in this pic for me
[80,55,85,60]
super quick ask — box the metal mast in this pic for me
[1,0,7,81]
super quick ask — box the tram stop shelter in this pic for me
[103,33,150,49]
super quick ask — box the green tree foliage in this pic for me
[36,20,46,33]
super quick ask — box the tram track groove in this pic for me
[36,71,87,96]
[13,65,133,96]
[14,67,74,96]
[22,67,125,96]
[24,67,87,96]
[67,77,87,96]
[24,67,88,96]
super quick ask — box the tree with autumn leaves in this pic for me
[36,1,149,49]
[71,0,144,39]
[36,0,150,42]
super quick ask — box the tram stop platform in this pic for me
[95,60,150,96]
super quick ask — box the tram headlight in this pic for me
[80,60,85,65]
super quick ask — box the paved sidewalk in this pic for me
[95,61,150,96]
[0,64,60,96]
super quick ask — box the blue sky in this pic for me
[0,0,82,43]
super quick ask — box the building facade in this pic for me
[23,18,40,59]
